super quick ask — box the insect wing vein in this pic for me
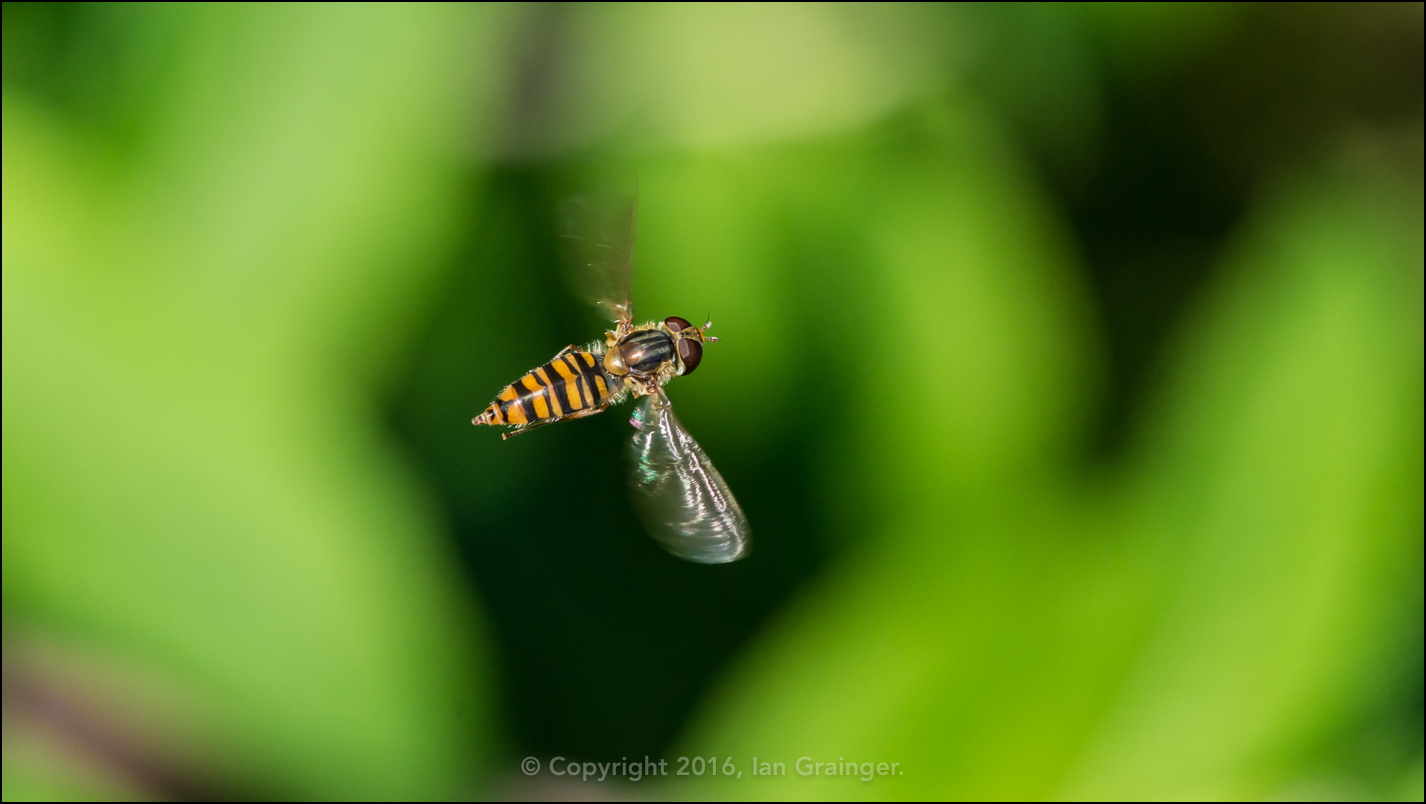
[625,392,750,564]
[559,192,635,326]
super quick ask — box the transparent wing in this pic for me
[559,191,634,326]
[626,391,751,564]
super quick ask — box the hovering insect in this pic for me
[472,193,751,564]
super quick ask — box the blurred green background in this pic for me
[2,2,1421,800]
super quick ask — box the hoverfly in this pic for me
[472,193,751,564]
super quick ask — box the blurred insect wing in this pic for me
[559,191,635,327]
[626,391,751,564]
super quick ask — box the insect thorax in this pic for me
[619,328,676,376]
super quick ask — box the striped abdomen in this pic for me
[475,350,617,426]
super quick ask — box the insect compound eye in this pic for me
[664,316,692,333]
[677,338,703,375]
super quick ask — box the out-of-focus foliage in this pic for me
[3,3,1421,801]
[677,152,1423,800]
[3,4,503,799]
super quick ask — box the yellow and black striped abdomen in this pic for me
[475,350,616,427]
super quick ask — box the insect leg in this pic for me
[500,419,561,440]
[499,403,611,440]
[564,404,612,420]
